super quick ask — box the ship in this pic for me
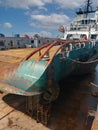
[62,0,98,40]
[59,0,98,74]
[0,0,98,125]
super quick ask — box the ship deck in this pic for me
[0,48,52,130]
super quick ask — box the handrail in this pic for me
[48,39,91,64]
[48,40,69,64]
[22,39,91,63]
[37,39,81,61]
[38,41,58,61]
[21,43,51,62]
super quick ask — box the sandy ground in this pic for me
[0,48,34,78]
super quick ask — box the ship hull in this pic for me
[71,60,97,75]
[0,40,98,96]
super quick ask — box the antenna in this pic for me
[85,0,93,16]
[86,0,92,13]
[76,0,95,16]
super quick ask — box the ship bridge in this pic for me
[70,18,96,31]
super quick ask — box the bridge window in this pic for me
[91,35,97,39]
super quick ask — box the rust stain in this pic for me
[8,117,13,126]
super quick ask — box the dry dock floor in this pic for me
[0,93,50,130]
[0,48,50,130]
[91,105,98,130]
[1,48,97,130]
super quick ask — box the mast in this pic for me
[86,0,92,13]
[76,0,95,17]
[85,0,93,16]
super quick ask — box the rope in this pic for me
[67,55,98,64]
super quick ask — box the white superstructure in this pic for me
[62,0,98,41]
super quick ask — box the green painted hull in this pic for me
[0,40,98,96]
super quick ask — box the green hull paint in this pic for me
[0,40,98,96]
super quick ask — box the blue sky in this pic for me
[0,0,97,37]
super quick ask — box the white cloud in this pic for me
[38,6,48,11]
[0,0,97,10]
[0,0,96,17]
[0,0,52,9]
[54,0,98,9]
[39,31,52,37]
[30,13,70,30]
[54,0,85,9]
[0,0,88,9]
[22,31,52,37]
[3,22,12,28]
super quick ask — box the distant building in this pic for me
[27,34,56,48]
[0,36,28,49]
[0,33,57,50]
